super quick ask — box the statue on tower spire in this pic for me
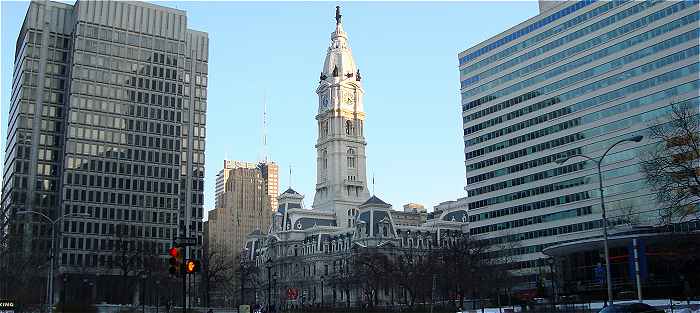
[335,6,342,24]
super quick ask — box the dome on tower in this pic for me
[321,6,359,82]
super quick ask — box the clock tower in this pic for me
[313,6,370,227]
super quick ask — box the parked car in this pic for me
[598,303,665,313]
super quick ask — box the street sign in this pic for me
[594,264,605,285]
[0,300,15,313]
[174,236,197,246]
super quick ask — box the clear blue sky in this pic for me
[1,1,539,214]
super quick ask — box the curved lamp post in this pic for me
[141,272,148,313]
[16,211,89,313]
[266,258,273,311]
[556,135,643,305]
[320,275,325,308]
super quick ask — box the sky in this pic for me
[0,1,539,215]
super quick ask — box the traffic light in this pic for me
[168,246,183,276]
[185,259,200,274]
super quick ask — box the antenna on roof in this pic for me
[259,91,269,163]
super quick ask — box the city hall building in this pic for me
[242,8,469,309]
[458,0,699,299]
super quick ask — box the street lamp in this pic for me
[547,258,557,311]
[320,275,325,308]
[141,272,148,313]
[62,275,68,313]
[16,211,89,313]
[272,273,278,313]
[470,268,476,310]
[556,135,643,305]
[266,258,273,312]
[155,280,161,313]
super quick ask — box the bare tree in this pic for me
[236,256,261,306]
[438,234,493,310]
[0,233,47,311]
[388,246,434,308]
[202,247,237,307]
[641,101,700,224]
[349,247,392,309]
[609,200,641,226]
[106,224,160,304]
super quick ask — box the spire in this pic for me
[321,5,357,83]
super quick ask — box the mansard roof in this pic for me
[282,187,300,195]
[361,195,389,206]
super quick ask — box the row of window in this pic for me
[463,29,699,134]
[481,220,604,256]
[470,206,593,235]
[66,173,179,193]
[468,161,586,196]
[469,99,684,167]
[471,174,651,215]
[464,119,652,175]
[466,64,699,160]
[469,176,588,210]
[22,46,69,68]
[61,236,171,254]
[464,31,698,127]
[458,0,597,65]
[460,0,627,83]
[64,188,178,209]
[79,22,183,55]
[461,0,680,91]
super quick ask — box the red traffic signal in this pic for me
[169,247,181,258]
[168,246,183,276]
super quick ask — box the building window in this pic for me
[322,150,328,169]
[345,120,353,135]
[347,148,356,169]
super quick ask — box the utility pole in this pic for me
[183,246,187,313]
[430,274,436,313]
[633,239,643,302]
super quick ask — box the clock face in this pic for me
[343,92,355,106]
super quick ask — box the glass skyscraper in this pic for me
[2,0,207,304]
[458,0,699,290]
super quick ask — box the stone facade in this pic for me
[242,7,470,310]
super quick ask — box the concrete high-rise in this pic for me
[215,160,278,211]
[206,162,273,306]
[208,164,273,256]
[1,0,208,304]
[458,0,699,293]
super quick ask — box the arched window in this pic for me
[322,150,328,169]
[345,120,353,135]
[347,148,356,169]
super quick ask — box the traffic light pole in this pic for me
[183,246,187,313]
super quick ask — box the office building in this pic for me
[215,160,279,211]
[206,162,274,306]
[458,0,698,296]
[1,0,208,304]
